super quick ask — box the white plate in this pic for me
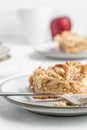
[35,42,87,59]
[1,75,87,117]
[0,44,10,58]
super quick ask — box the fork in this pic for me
[1,92,87,105]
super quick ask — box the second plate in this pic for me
[35,42,87,60]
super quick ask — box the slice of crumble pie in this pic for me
[29,61,87,95]
[54,31,87,53]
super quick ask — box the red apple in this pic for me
[50,18,59,37]
[50,16,71,38]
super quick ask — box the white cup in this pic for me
[17,6,58,45]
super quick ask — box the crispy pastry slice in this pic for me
[29,61,87,95]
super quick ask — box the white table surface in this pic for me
[0,43,87,130]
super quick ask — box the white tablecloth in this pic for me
[0,43,87,130]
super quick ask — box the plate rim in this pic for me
[1,75,87,109]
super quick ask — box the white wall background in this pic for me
[0,0,87,42]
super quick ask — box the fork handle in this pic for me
[0,92,60,96]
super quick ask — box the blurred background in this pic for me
[0,0,87,43]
